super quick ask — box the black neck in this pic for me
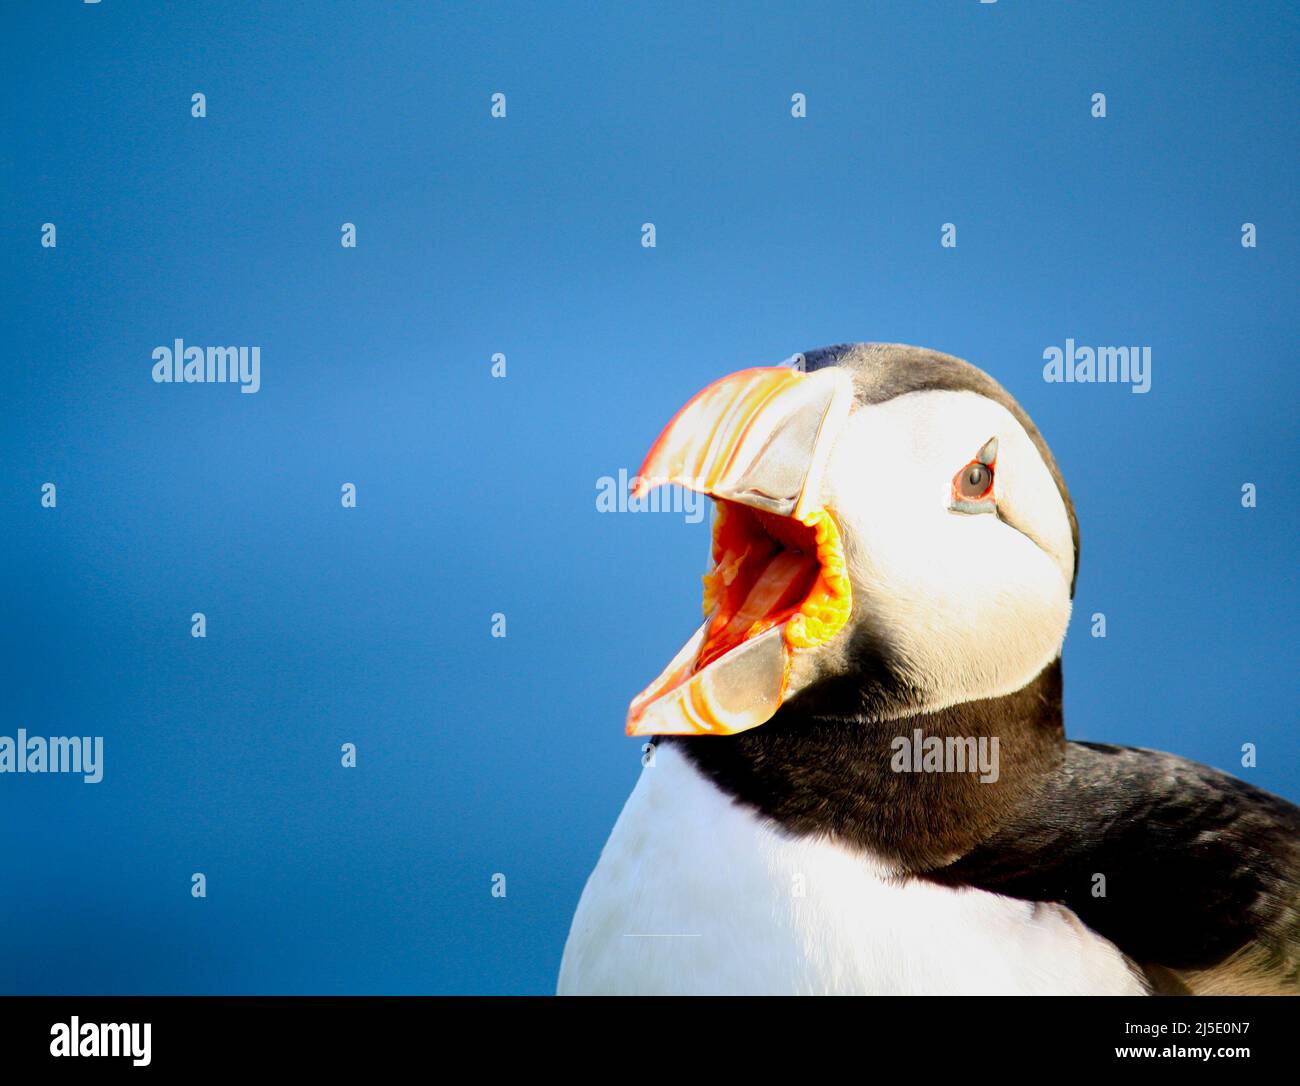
[667,660,1067,873]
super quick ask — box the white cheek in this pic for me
[843,507,1069,705]
[822,397,1072,710]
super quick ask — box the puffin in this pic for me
[559,342,1300,996]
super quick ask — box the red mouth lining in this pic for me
[695,502,822,672]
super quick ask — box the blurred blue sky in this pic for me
[1,1,1296,993]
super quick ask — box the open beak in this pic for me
[627,365,855,737]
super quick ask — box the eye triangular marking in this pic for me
[976,436,999,467]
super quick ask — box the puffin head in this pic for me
[627,342,1078,737]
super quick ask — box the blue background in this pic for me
[2,1,1296,994]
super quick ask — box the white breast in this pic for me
[558,744,1146,995]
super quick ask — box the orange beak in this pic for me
[627,365,855,737]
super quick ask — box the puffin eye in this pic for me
[957,463,992,500]
[950,437,998,510]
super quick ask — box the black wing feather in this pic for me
[928,742,1300,992]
